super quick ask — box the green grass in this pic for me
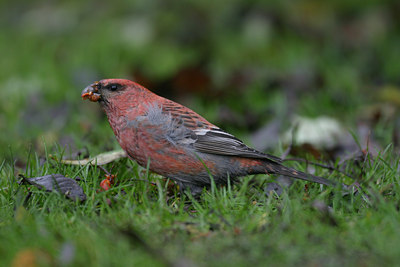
[1,145,400,266]
[1,0,400,266]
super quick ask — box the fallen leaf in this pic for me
[11,249,36,267]
[20,174,86,201]
[12,248,52,267]
[60,150,127,166]
[282,116,348,150]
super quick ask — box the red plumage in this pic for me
[82,79,336,194]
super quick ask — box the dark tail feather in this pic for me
[266,163,337,187]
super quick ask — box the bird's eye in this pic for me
[108,84,120,91]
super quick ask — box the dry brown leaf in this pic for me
[12,249,52,267]
[12,249,36,267]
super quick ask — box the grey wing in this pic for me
[188,128,283,164]
[158,102,282,164]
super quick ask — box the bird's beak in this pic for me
[82,81,101,102]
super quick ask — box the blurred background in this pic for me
[1,0,400,162]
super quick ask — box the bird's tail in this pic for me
[265,163,337,186]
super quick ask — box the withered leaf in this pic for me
[21,174,86,201]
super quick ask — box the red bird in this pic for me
[82,79,336,195]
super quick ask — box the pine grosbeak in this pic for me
[82,79,336,194]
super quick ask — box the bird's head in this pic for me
[81,79,141,103]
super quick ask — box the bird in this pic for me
[82,79,337,195]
